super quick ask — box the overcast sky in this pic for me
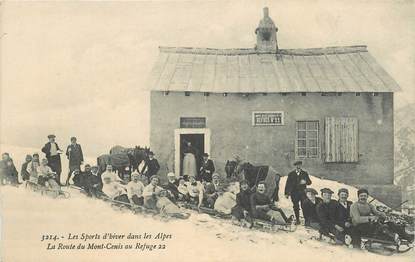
[1,0,414,157]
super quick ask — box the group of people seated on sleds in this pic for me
[301,187,413,248]
[1,152,63,191]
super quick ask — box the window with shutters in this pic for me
[295,121,319,159]
[324,117,358,162]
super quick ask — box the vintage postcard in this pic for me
[0,1,414,261]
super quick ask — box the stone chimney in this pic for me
[255,7,278,53]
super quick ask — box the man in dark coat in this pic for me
[332,188,353,243]
[199,153,215,182]
[284,161,312,225]
[316,188,338,241]
[84,166,102,197]
[302,188,322,229]
[163,172,180,201]
[0,153,19,185]
[145,151,160,180]
[21,155,33,181]
[41,134,63,185]
[251,181,292,224]
[65,137,84,186]
[231,179,253,223]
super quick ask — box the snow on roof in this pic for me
[147,45,401,93]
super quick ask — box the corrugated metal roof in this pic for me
[147,46,400,93]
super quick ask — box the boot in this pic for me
[294,208,301,225]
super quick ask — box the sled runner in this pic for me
[306,227,414,256]
[253,219,297,233]
[361,237,414,256]
[180,202,297,232]
[25,181,70,199]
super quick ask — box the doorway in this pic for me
[174,128,211,178]
[180,134,205,177]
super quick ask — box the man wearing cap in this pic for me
[316,188,338,240]
[65,137,84,186]
[199,153,215,182]
[302,188,322,229]
[145,152,160,181]
[284,160,312,225]
[331,188,353,243]
[350,188,396,248]
[42,135,63,185]
[163,172,180,201]
[126,172,145,206]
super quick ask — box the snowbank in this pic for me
[0,186,412,262]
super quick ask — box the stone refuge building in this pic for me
[147,7,401,207]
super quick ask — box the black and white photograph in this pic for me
[0,1,414,261]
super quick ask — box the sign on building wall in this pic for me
[180,117,206,128]
[252,111,284,126]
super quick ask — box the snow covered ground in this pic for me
[0,144,413,261]
[0,186,413,262]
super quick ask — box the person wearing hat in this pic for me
[302,188,322,229]
[331,188,354,243]
[73,164,92,188]
[349,188,396,248]
[84,165,102,197]
[284,160,312,225]
[316,188,338,240]
[203,173,223,208]
[0,152,18,185]
[199,153,215,183]
[144,151,160,181]
[65,137,84,186]
[231,179,254,224]
[126,172,145,206]
[143,176,164,209]
[41,134,63,185]
[21,155,33,182]
[163,172,180,201]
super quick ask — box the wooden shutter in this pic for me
[325,117,358,162]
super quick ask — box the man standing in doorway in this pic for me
[42,134,63,185]
[199,153,215,182]
[284,161,312,225]
[65,137,84,186]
